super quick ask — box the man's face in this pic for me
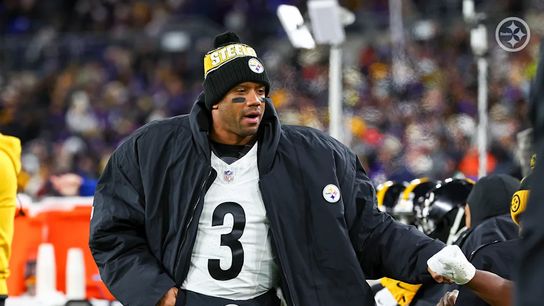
[210,82,266,145]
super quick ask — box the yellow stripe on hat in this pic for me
[203,43,257,79]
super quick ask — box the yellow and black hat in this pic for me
[203,32,270,110]
[511,155,536,225]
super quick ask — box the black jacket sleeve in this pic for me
[89,137,176,306]
[344,154,444,283]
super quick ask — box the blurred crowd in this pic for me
[0,0,542,198]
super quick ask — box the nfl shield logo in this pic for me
[223,169,234,183]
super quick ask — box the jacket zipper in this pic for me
[259,181,296,306]
[175,168,215,284]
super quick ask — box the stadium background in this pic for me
[1,0,541,196]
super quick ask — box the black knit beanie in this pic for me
[203,32,270,110]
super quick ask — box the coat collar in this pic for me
[189,93,281,174]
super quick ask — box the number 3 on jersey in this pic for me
[208,202,246,280]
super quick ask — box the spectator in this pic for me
[0,133,21,306]
[457,174,520,255]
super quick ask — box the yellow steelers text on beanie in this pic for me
[203,32,270,110]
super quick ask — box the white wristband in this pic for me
[427,245,476,285]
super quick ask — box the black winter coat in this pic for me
[460,214,519,258]
[456,239,520,306]
[89,96,444,306]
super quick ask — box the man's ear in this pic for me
[212,105,219,110]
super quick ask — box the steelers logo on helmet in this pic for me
[248,58,264,74]
[421,178,474,243]
[323,184,341,203]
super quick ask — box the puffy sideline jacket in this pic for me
[89,95,444,306]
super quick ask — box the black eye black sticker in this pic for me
[232,97,246,103]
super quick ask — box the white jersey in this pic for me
[182,143,279,299]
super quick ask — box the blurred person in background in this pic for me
[0,133,21,306]
[89,32,447,306]
[455,174,520,255]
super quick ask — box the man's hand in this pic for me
[427,245,476,285]
[437,290,459,306]
[156,287,179,306]
[428,267,453,284]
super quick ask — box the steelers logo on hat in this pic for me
[511,194,521,212]
[248,58,264,74]
[323,184,341,203]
